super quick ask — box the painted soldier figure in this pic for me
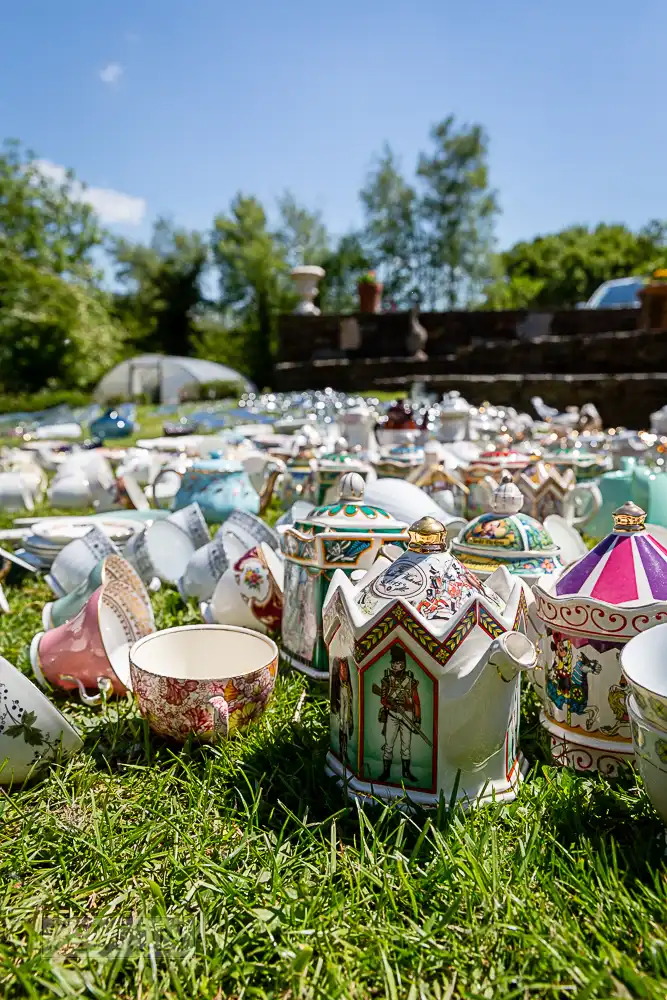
[330,656,354,766]
[377,645,421,782]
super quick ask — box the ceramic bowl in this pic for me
[621,623,667,731]
[129,624,278,742]
[627,693,667,824]
[0,655,83,786]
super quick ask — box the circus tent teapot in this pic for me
[322,515,537,808]
[532,502,667,775]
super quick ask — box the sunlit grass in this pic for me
[1,506,666,998]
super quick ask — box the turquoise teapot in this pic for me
[152,459,280,524]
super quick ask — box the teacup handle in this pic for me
[151,468,183,510]
[59,674,114,707]
[208,695,229,740]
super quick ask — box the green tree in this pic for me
[483,222,667,309]
[211,195,289,389]
[0,248,121,392]
[319,233,371,313]
[112,218,208,356]
[360,145,420,307]
[416,116,499,309]
[275,192,329,271]
[0,139,104,282]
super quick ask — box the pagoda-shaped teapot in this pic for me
[278,472,408,680]
[322,515,537,808]
[408,441,469,517]
[532,502,667,774]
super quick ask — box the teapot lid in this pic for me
[356,516,504,622]
[555,502,667,604]
[298,472,407,535]
[453,473,559,557]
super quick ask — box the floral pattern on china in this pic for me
[451,473,563,582]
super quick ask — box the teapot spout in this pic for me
[487,631,537,683]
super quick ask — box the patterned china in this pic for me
[0,655,82,786]
[620,622,667,731]
[627,694,667,826]
[532,502,667,774]
[129,624,278,742]
[322,515,537,807]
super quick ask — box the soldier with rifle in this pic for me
[373,645,429,783]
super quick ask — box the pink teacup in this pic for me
[129,624,278,742]
[31,578,155,703]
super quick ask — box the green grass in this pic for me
[1,506,667,999]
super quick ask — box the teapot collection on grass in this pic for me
[3,396,667,828]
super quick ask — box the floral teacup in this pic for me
[129,624,278,742]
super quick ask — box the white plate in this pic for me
[32,518,138,547]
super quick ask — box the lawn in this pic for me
[1,502,667,999]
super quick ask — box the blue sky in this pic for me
[3,0,667,253]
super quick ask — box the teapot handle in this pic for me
[570,482,602,528]
[151,468,183,510]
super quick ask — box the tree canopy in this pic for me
[0,121,664,396]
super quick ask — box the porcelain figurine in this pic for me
[278,472,409,680]
[322,515,537,808]
[452,474,564,585]
[532,502,667,775]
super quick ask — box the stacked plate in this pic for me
[17,517,143,570]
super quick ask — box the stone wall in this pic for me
[277,307,640,364]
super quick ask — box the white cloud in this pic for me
[32,159,146,226]
[99,62,123,85]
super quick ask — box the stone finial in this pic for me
[492,471,524,515]
[338,472,365,501]
[407,516,449,553]
[612,501,646,534]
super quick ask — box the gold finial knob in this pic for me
[407,516,449,552]
[612,501,646,533]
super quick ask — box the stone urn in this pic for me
[291,266,325,316]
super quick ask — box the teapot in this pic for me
[322,515,537,808]
[152,459,281,523]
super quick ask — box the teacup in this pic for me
[0,471,39,512]
[627,694,667,825]
[621,622,667,731]
[233,543,284,632]
[46,525,121,597]
[31,578,155,703]
[129,624,278,742]
[0,655,83,786]
[177,530,247,604]
[48,475,95,510]
[223,509,280,553]
[167,502,211,549]
[43,553,154,631]
[125,520,195,585]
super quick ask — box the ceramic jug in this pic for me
[322,515,537,808]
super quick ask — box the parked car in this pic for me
[577,277,644,309]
